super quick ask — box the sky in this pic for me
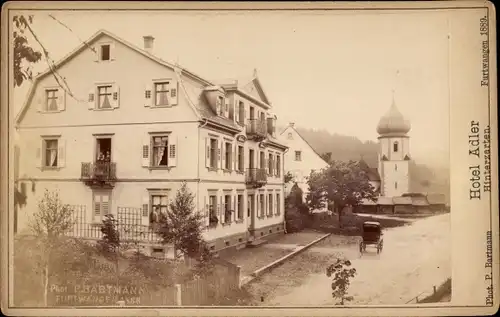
[11,9,452,168]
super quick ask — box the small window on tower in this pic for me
[395,181,398,189]
[393,141,399,152]
[395,164,397,171]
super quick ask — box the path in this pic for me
[253,213,450,306]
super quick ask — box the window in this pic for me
[224,142,232,170]
[237,194,244,220]
[268,153,273,175]
[276,155,281,177]
[217,96,224,116]
[287,133,293,140]
[393,141,399,152]
[155,82,170,106]
[101,44,110,61]
[152,135,169,167]
[238,146,244,172]
[150,194,168,224]
[210,138,218,168]
[247,194,254,218]
[395,182,398,189]
[295,151,302,161]
[44,139,58,167]
[276,193,281,215]
[45,89,58,111]
[93,191,111,222]
[224,194,232,224]
[260,194,265,217]
[268,194,273,216]
[260,151,265,169]
[97,85,113,109]
[209,195,218,226]
[395,164,398,171]
[238,101,245,124]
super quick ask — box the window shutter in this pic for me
[142,135,150,167]
[57,139,66,168]
[218,196,222,221]
[234,145,237,171]
[35,90,44,112]
[217,139,221,169]
[204,196,209,227]
[170,81,178,106]
[102,195,110,216]
[221,141,225,170]
[112,84,120,108]
[168,134,177,167]
[142,195,150,219]
[224,100,229,118]
[144,84,152,107]
[256,194,260,217]
[88,88,95,110]
[35,141,42,168]
[205,137,211,168]
[93,195,101,221]
[235,101,240,123]
[242,146,245,172]
[58,90,66,111]
[110,42,116,61]
[233,193,237,222]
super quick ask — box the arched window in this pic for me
[393,141,399,152]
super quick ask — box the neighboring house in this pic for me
[278,123,329,203]
[15,30,287,256]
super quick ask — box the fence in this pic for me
[65,205,162,244]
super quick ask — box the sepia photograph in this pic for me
[1,1,497,316]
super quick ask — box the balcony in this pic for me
[81,162,117,188]
[246,119,267,140]
[245,168,267,188]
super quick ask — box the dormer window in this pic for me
[100,44,110,61]
[216,96,225,116]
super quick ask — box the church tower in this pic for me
[376,95,411,197]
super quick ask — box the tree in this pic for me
[97,214,121,287]
[285,183,310,232]
[28,189,73,306]
[326,258,357,305]
[284,171,294,185]
[306,160,377,227]
[321,152,332,164]
[156,182,212,269]
[13,15,42,87]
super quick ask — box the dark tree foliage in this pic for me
[156,182,212,270]
[97,214,120,256]
[13,15,42,87]
[306,160,377,227]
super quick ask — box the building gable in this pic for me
[240,78,270,105]
[279,125,329,171]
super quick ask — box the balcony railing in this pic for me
[245,168,267,187]
[81,162,117,184]
[246,119,267,138]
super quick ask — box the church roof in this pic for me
[376,96,411,136]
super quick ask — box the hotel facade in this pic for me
[14,30,287,256]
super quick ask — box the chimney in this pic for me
[289,122,295,128]
[143,35,155,54]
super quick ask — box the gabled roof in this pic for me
[212,74,272,109]
[15,29,242,133]
[279,124,329,166]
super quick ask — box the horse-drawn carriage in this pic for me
[359,221,383,254]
